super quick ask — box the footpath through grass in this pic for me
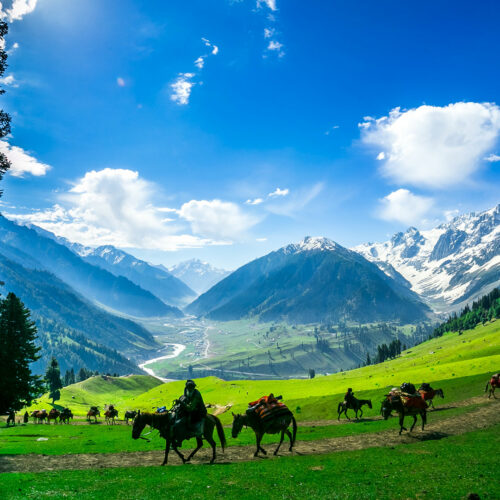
[1,423,498,500]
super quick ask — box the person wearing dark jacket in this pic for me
[180,380,207,436]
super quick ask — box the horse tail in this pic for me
[291,415,297,446]
[212,415,226,451]
[438,388,444,398]
[485,380,490,393]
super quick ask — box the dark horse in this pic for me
[124,410,138,425]
[418,388,444,408]
[132,411,226,465]
[381,395,427,435]
[6,410,15,426]
[231,410,297,457]
[337,397,372,420]
[59,408,73,424]
[485,375,499,399]
[104,406,118,425]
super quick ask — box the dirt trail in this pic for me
[1,398,498,473]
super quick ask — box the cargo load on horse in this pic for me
[246,394,291,424]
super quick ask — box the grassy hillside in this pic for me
[29,375,163,413]
[124,320,499,422]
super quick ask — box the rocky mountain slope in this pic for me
[354,204,500,313]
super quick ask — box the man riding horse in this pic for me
[177,379,207,438]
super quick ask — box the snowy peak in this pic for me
[354,204,500,313]
[169,259,230,295]
[282,236,340,255]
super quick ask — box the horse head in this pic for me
[380,398,392,420]
[231,413,245,438]
[132,413,148,440]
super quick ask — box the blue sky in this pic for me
[0,0,499,269]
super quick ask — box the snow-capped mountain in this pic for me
[169,259,230,295]
[354,204,500,314]
[186,236,430,323]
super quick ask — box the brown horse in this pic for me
[47,409,60,424]
[31,410,48,424]
[104,406,118,425]
[337,397,372,420]
[485,375,499,399]
[418,388,444,408]
[381,395,427,435]
[231,410,297,457]
[132,411,226,465]
[59,408,73,424]
[87,406,100,423]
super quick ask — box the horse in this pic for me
[31,410,48,424]
[231,410,297,457]
[132,410,226,465]
[124,410,137,425]
[6,410,15,426]
[47,409,60,424]
[337,397,372,420]
[418,388,444,408]
[104,406,119,425]
[87,406,100,423]
[381,394,427,435]
[59,408,73,424]
[485,375,499,399]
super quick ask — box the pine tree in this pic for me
[45,357,63,404]
[0,293,44,414]
[0,20,12,194]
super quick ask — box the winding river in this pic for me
[138,343,186,382]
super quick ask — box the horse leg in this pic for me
[186,437,203,463]
[162,439,171,466]
[254,433,264,457]
[359,407,363,419]
[410,414,417,432]
[206,435,217,464]
[284,429,293,452]
[274,430,285,456]
[399,414,406,435]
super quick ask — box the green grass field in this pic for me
[1,424,498,500]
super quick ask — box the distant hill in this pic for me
[354,204,500,313]
[0,251,160,365]
[0,216,182,318]
[76,245,196,307]
[169,258,230,294]
[186,236,431,323]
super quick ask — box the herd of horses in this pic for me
[5,374,497,466]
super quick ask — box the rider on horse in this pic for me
[179,380,207,437]
[344,388,355,406]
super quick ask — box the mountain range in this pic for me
[186,236,431,323]
[169,259,230,294]
[354,204,500,313]
[0,216,182,318]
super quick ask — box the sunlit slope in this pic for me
[30,375,163,414]
[125,320,499,417]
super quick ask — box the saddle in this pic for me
[247,394,291,424]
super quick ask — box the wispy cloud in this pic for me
[116,77,126,87]
[377,188,434,226]
[0,74,18,87]
[170,38,219,105]
[268,187,289,197]
[245,197,264,205]
[484,153,500,162]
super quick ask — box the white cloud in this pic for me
[170,73,195,105]
[268,187,289,197]
[484,153,500,162]
[0,140,51,177]
[266,183,323,216]
[245,197,264,205]
[257,0,277,11]
[0,0,38,22]
[178,199,260,240]
[194,57,204,69]
[267,40,284,57]
[7,169,261,250]
[360,102,500,189]
[378,189,434,225]
[264,28,275,38]
[0,74,17,87]
[6,41,19,54]
[211,45,219,55]
[116,77,126,87]
[256,237,267,242]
